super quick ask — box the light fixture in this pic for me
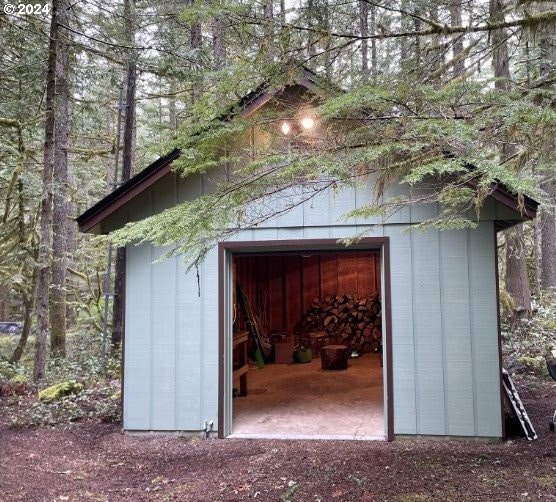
[281,122,291,135]
[300,116,314,130]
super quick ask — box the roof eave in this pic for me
[77,148,181,233]
[489,183,538,221]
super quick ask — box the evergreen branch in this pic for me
[60,23,199,64]
[0,118,22,128]
[233,10,556,42]
[360,0,444,31]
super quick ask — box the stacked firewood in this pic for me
[297,293,382,352]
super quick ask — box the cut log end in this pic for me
[321,345,350,370]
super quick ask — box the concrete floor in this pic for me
[231,353,385,440]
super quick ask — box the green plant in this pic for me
[502,296,556,376]
[39,381,84,403]
[0,360,25,380]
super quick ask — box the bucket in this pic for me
[294,348,312,363]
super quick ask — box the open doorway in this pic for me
[220,243,390,440]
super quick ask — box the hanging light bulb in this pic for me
[281,122,291,135]
[300,116,314,129]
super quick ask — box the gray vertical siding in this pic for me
[387,225,417,434]
[122,173,503,437]
[441,230,475,436]
[124,241,152,429]
[470,224,501,437]
[413,229,446,434]
[385,222,501,437]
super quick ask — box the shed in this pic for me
[78,75,537,440]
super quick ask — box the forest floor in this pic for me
[1,376,556,501]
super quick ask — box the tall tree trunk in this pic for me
[533,216,542,296]
[505,225,532,317]
[34,0,67,380]
[490,0,532,317]
[490,1,510,81]
[426,5,443,86]
[11,180,39,364]
[122,0,136,184]
[399,0,411,64]
[262,1,275,59]
[189,0,202,55]
[263,1,273,21]
[11,276,37,364]
[212,6,226,69]
[449,0,465,77]
[112,0,137,348]
[359,0,368,80]
[279,0,285,24]
[323,0,331,79]
[50,0,71,358]
[306,0,316,67]
[413,12,422,71]
[188,0,203,103]
[539,15,556,292]
[370,4,377,76]
[540,180,556,291]
[168,81,177,133]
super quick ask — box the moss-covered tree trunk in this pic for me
[539,16,556,292]
[505,226,533,319]
[11,180,39,364]
[540,180,556,292]
[11,283,36,364]
[212,5,226,70]
[34,0,65,381]
[359,0,368,80]
[50,0,71,358]
[112,0,137,349]
[449,0,465,77]
[490,0,532,320]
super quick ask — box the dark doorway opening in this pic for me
[230,250,385,439]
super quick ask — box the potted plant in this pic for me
[294,338,312,363]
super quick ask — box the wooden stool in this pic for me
[321,345,350,370]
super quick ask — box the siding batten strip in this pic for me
[439,232,448,435]
[467,228,479,436]
[410,229,419,433]
[174,175,179,430]
[149,190,155,430]
[200,259,205,430]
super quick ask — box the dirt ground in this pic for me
[1,377,556,502]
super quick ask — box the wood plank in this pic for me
[355,252,375,297]
[319,254,338,296]
[268,256,284,332]
[246,256,256,312]
[302,255,320,313]
[284,255,302,335]
[256,256,270,333]
[375,252,381,292]
[337,253,357,295]
[233,365,248,377]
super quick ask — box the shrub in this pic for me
[39,381,84,403]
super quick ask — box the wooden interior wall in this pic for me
[234,252,380,335]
